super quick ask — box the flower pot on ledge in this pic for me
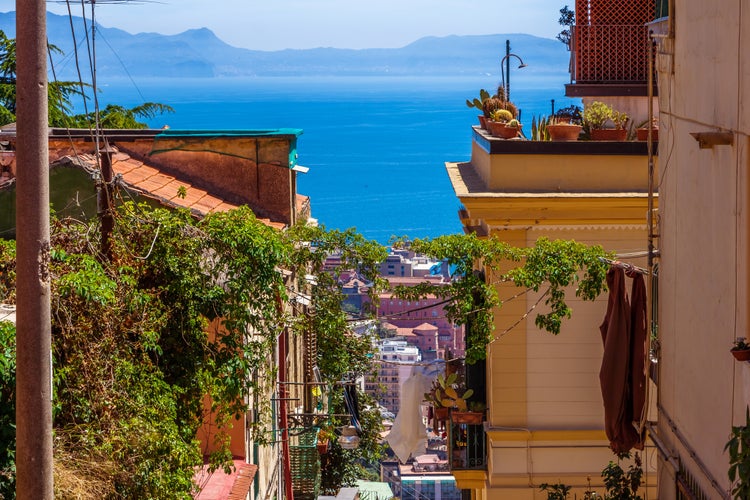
[547,123,582,141]
[451,411,484,425]
[435,407,449,422]
[591,128,627,141]
[487,121,520,139]
[732,349,750,361]
[637,128,659,141]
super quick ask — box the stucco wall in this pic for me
[118,136,295,224]
[655,0,750,497]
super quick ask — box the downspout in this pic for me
[276,292,294,500]
[642,33,658,437]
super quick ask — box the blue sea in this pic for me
[83,76,580,243]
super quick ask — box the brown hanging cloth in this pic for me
[599,266,644,454]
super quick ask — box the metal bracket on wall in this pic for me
[690,131,734,149]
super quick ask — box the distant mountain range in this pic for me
[0,11,571,79]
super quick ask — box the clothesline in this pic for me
[599,256,652,276]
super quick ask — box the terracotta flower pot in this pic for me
[478,115,487,129]
[591,128,627,141]
[435,407,449,422]
[636,128,659,141]
[732,349,750,361]
[451,411,484,425]
[487,121,520,139]
[547,124,582,141]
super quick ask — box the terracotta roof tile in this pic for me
[112,157,143,176]
[151,179,192,202]
[212,202,239,213]
[138,173,175,193]
[120,164,161,185]
[227,464,258,500]
[191,194,224,214]
[175,187,207,206]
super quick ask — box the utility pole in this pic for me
[98,142,115,261]
[15,0,53,498]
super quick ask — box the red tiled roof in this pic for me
[194,458,257,500]
[69,151,286,229]
[396,327,417,337]
[227,463,258,500]
[413,323,438,332]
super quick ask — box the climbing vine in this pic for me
[402,234,610,363]
[0,202,612,496]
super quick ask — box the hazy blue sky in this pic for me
[0,1,564,50]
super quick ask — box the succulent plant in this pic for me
[482,85,519,118]
[425,372,474,411]
[465,89,491,111]
[490,109,513,123]
[507,118,520,128]
[583,101,629,130]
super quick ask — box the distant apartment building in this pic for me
[381,458,462,500]
[375,276,465,360]
[366,339,421,414]
[379,250,441,278]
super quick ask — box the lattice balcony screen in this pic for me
[573,0,655,83]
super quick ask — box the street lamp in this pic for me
[500,39,527,102]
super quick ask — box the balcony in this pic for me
[448,413,486,471]
[566,0,658,97]
[467,127,654,192]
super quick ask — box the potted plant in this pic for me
[453,401,486,425]
[636,118,659,142]
[466,88,491,129]
[487,109,520,139]
[547,105,583,141]
[425,372,475,419]
[317,427,334,455]
[726,407,750,499]
[583,101,629,141]
[731,337,750,361]
[482,86,518,130]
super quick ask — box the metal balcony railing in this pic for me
[448,418,486,471]
[571,24,652,83]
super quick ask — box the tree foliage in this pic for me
[403,233,610,363]
[557,5,576,47]
[0,29,172,128]
[0,199,612,496]
[0,321,15,498]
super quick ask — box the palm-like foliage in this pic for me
[0,29,172,128]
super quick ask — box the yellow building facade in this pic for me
[446,134,658,498]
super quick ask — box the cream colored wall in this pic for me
[525,227,647,429]
[488,226,647,430]
[470,141,656,193]
[655,0,750,497]
[482,222,654,496]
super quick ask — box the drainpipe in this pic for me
[276,292,294,500]
[642,33,658,438]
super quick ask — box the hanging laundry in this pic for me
[385,365,435,463]
[630,271,647,440]
[599,266,645,454]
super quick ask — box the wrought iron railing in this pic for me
[448,419,486,470]
[571,24,652,83]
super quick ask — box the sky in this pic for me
[0,0,564,51]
